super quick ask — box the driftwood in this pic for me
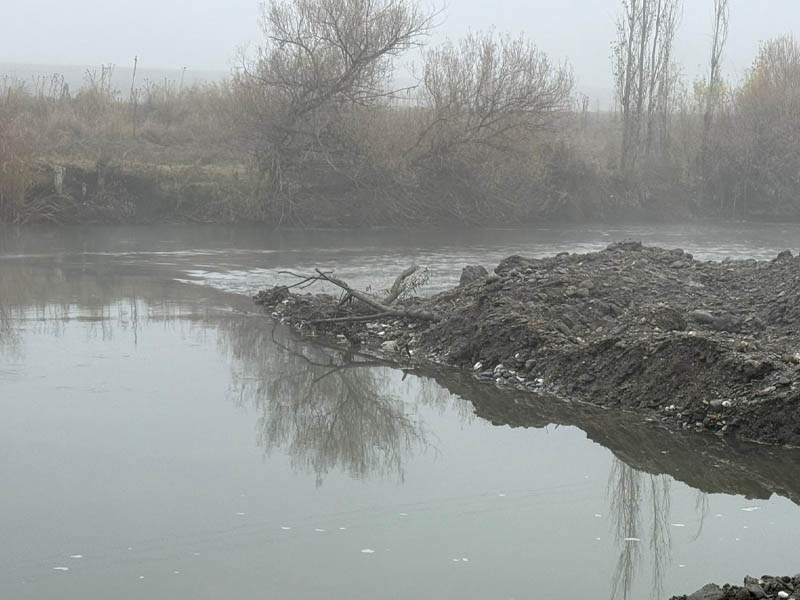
[313,270,439,322]
[273,267,438,323]
[382,265,420,304]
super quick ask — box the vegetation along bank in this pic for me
[5,0,800,225]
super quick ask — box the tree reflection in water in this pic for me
[222,319,440,486]
[608,458,708,600]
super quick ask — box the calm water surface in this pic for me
[2,223,800,600]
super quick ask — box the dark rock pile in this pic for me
[671,575,800,600]
[255,242,800,446]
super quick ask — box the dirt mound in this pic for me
[670,575,800,600]
[255,242,800,446]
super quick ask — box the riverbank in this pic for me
[254,241,800,446]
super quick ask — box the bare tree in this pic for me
[613,0,681,172]
[418,31,573,157]
[644,0,681,155]
[701,0,729,189]
[234,0,437,224]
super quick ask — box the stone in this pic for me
[742,360,772,380]
[380,340,398,352]
[689,310,716,325]
[744,582,767,599]
[607,240,643,251]
[687,583,725,600]
[652,307,687,331]
[711,314,744,333]
[459,265,489,286]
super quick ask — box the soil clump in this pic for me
[254,242,800,446]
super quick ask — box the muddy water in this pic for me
[1,224,800,600]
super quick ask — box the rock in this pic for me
[459,265,489,286]
[380,340,398,352]
[253,285,290,305]
[742,360,772,380]
[689,310,716,325]
[711,314,744,333]
[778,591,790,599]
[652,307,687,331]
[607,240,643,251]
[554,320,572,335]
[774,250,794,262]
[687,583,725,600]
[733,588,751,600]
[744,582,767,599]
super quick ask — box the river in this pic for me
[2,223,800,600]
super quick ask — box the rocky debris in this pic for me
[671,576,800,600]
[255,243,800,447]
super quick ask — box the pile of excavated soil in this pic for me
[671,575,800,600]
[255,241,800,446]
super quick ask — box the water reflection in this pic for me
[222,321,433,485]
[430,371,800,599]
[608,460,673,600]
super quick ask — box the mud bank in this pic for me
[254,242,800,446]
[671,575,800,600]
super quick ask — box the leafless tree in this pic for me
[418,31,573,157]
[234,0,438,224]
[613,0,681,172]
[701,0,729,185]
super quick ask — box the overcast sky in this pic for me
[2,0,798,96]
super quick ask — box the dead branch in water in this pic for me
[383,265,421,304]
[313,269,439,321]
[265,267,439,322]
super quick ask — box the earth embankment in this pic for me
[255,242,800,446]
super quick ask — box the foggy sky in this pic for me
[2,0,798,97]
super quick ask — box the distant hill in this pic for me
[0,62,228,95]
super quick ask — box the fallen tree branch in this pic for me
[310,312,395,324]
[383,265,420,304]
[314,269,439,321]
